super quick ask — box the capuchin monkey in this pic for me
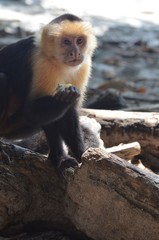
[0,14,97,171]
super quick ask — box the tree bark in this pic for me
[0,141,71,236]
[71,148,159,240]
[81,108,159,159]
[0,141,159,240]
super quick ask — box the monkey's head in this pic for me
[37,14,97,67]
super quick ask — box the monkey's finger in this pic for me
[68,85,79,92]
[56,89,70,102]
[66,92,80,103]
[61,88,71,101]
[69,86,80,97]
[65,92,75,102]
[65,87,80,102]
[55,90,66,100]
[55,86,80,102]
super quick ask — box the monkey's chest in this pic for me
[47,72,81,95]
[32,64,86,97]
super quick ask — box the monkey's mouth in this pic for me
[66,59,83,66]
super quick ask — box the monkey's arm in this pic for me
[24,85,80,127]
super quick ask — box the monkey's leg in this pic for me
[43,123,79,170]
[43,123,64,167]
[59,107,85,163]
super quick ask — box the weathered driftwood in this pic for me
[81,108,159,159]
[106,141,141,160]
[0,142,159,240]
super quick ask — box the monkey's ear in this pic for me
[35,24,45,46]
[36,23,62,46]
[35,24,53,47]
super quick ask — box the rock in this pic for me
[86,88,128,110]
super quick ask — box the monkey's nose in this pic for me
[69,52,75,57]
[69,51,81,59]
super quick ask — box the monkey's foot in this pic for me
[59,156,79,172]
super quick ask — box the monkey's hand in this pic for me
[55,84,80,103]
[24,85,80,127]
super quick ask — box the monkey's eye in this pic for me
[77,37,84,45]
[63,38,72,46]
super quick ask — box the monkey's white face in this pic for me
[39,20,97,67]
[52,35,87,67]
[61,35,86,66]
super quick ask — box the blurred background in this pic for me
[1,0,159,111]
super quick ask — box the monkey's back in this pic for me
[0,36,35,101]
[0,37,37,137]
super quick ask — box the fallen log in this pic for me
[69,148,159,240]
[0,142,159,240]
[81,108,159,160]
